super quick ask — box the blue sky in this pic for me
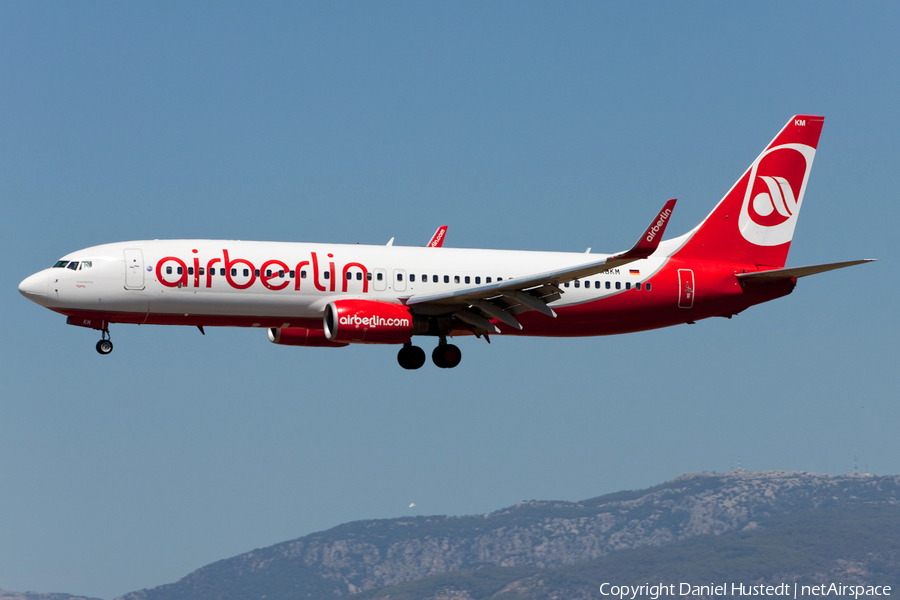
[1,2,897,598]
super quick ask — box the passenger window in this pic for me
[231,268,237,276]
[454,276,460,283]
[346,272,352,280]
[289,270,295,278]
[166,266,172,275]
[646,283,652,291]
[199,268,205,276]
[243,268,250,277]
[220,268,226,276]
[636,282,642,290]
[564,282,570,288]
[475,276,481,284]
[626,282,631,290]
[444,275,449,283]
[377,273,383,281]
[279,270,285,278]
[356,272,362,280]
[366,272,371,281]
[433,275,438,283]
[465,276,470,284]
[574,280,580,288]
[486,277,492,283]
[421,274,427,282]
[188,267,194,275]
[595,281,600,289]
[266,270,272,277]
[410,274,415,282]
[605,281,611,289]
[397,273,403,281]
[324,271,330,279]
[177,267,183,275]
[615,281,621,289]
[498,277,503,281]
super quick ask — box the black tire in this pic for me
[96,339,113,355]
[432,344,462,368]
[398,345,426,370]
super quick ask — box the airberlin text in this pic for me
[645,208,673,243]
[155,249,369,293]
[599,582,891,599]
[340,315,409,328]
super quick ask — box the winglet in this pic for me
[427,225,448,248]
[613,199,676,260]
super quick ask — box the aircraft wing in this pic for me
[426,225,448,248]
[405,200,677,332]
[736,259,876,283]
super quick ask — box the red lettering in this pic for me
[311,252,326,292]
[206,258,221,288]
[260,260,290,291]
[156,257,188,288]
[294,260,310,291]
[341,262,369,293]
[328,254,336,292]
[223,249,256,290]
[193,257,201,288]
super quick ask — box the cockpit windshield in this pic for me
[52,260,92,270]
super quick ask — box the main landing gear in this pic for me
[397,343,426,370]
[396,338,462,370]
[95,329,113,355]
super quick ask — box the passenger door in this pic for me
[677,268,694,309]
[124,249,145,290]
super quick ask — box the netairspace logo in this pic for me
[599,582,892,599]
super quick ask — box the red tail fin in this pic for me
[674,115,824,268]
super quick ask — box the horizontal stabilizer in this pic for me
[736,259,876,283]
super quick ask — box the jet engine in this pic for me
[268,327,348,348]
[323,299,422,344]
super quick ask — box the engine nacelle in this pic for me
[268,327,348,348]
[324,299,419,344]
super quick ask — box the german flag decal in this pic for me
[629,269,640,275]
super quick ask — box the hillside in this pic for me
[357,504,900,599]
[114,471,900,600]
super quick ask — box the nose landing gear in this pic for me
[95,329,113,355]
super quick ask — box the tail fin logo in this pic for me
[738,143,816,247]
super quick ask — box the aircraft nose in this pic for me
[19,271,49,305]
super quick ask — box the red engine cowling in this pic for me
[324,300,417,344]
[268,327,348,348]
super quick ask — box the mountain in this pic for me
[356,504,900,599]
[114,470,900,599]
[0,590,102,600]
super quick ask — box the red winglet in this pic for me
[614,199,677,259]
[427,225,448,248]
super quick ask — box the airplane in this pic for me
[18,115,874,370]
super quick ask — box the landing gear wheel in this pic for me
[96,339,113,355]
[432,343,462,369]
[397,344,426,370]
